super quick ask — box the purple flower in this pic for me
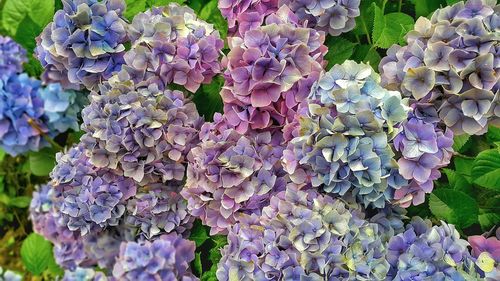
[0,36,26,79]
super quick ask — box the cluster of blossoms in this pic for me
[0,37,85,156]
[50,143,194,239]
[283,61,409,208]
[379,0,500,135]
[219,0,360,36]
[468,233,500,280]
[63,268,110,281]
[386,217,471,280]
[0,36,26,79]
[217,186,403,280]
[182,114,286,234]
[80,79,202,185]
[221,6,327,133]
[36,0,128,90]
[393,105,454,207]
[112,233,197,280]
[122,3,224,93]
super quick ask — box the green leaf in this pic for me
[446,0,462,5]
[351,44,381,70]
[454,156,474,181]
[14,15,40,52]
[8,196,32,208]
[193,76,223,121]
[193,252,202,277]
[442,168,472,194]
[29,147,57,176]
[471,149,500,191]
[147,0,186,6]
[478,210,500,232]
[0,149,5,162]
[411,0,445,18]
[124,0,146,20]
[324,37,358,69]
[486,126,500,144]
[452,134,471,153]
[46,251,64,277]
[21,233,53,276]
[429,188,479,228]
[2,0,54,38]
[372,4,414,49]
[352,0,377,36]
[189,220,209,247]
[24,55,44,78]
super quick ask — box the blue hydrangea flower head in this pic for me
[35,0,128,90]
[0,36,27,79]
[0,74,47,156]
[283,61,410,208]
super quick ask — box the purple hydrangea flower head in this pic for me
[393,105,454,207]
[80,78,203,185]
[0,267,22,281]
[35,0,128,90]
[217,186,397,280]
[0,36,27,79]
[124,182,194,239]
[283,61,410,208]
[219,0,360,36]
[387,217,471,280]
[122,3,224,93]
[221,5,327,133]
[112,233,198,280]
[50,144,137,235]
[182,116,287,234]
[468,235,500,279]
[379,0,500,135]
[0,74,48,156]
[39,83,87,133]
[63,268,111,281]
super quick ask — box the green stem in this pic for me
[398,0,403,12]
[27,117,63,151]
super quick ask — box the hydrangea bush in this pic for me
[0,0,496,279]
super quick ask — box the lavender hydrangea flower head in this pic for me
[283,61,410,208]
[387,217,471,280]
[80,79,203,185]
[221,5,327,133]
[39,83,87,133]
[122,3,224,93]
[393,105,454,207]
[124,182,194,239]
[63,268,111,281]
[35,0,128,90]
[379,0,500,135]
[0,74,48,156]
[217,186,396,280]
[182,117,287,234]
[50,144,137,235]
[219,0,360,36]
[468,235,500,280]
[112,233,198,280]
[0,36,27,79]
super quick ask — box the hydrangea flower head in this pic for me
[283,61,409,208]
[219,0,360,36]
[0,36,27,79]
[112,233,198,280]
[387,217,471,280]
[221,6,327,132]
[182,116,286,234]
[0,267,22,281]
[217,186,400,280]
[393,105,454,207]
[121,3,224,92]
[0,74,48,156]
[63,268,110,281]
[468,235,500,280]
[379,0,500,135]
[81,78,203,185]
[39,83,86,133]
[50,144,137,235]
[35,0,128,90]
